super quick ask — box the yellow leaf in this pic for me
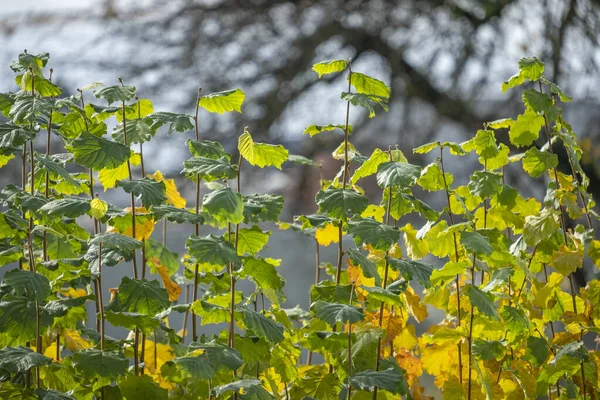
[400,223,428,260]
[108,207,155,241]
[550,245,583,275]
[98,154,141,191]
[90,198,108,219]
[404,286,428,322]
[395,350,423,382]
[140,340,176,389]
[44,342,58,362]
[59,287,87,298]
[315,222,340,247]
[421,340,458,386]
[0,154,14,168]
[155,261,182,301]
[361,204,385,222]
[149,170,186,208]
[63,329,91,351]
[393,323,418,351]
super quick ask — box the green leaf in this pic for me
[311,300,364,326]
[482,268,512,292]
[347,216,399,250]
[349,72,390,98]
[312,59,348,77]
[289,372,341,400]
[386,256,434,288]
[468,286,498,319]
[0,346,51,373]
[239,307,285,343]
[93,84,136,105]
[243,194,284,224]
[0,124,32,154]
[287,154,315,165]
[315,187,368,220]
[236,226,271,255]
[526,336,549,366]
[199,89,245,114]
[346,248,381,286]
[417,163,453,192]
[152,205,204,224]
[351,148,389,184]
[170,341,244,379]
[522,89,553,114]
[104,311,159,335]
[212,379,273,398]
[9,95,54,124]
[349,367,408,395]
[186,234,240,267]
[188,139,229,159]
[360,286,403,306]
[112,118,154,144]
[67,132,131,170]
[39,197,91,218]
[502,57,544,91]
[238,128,288,169]
[71,349,128,379]
[3,269,51,300]
[0,297,51,346]
[460,231,493,255]
[376,161,421,188]
[541,77,572,102]
[240,257,284,304]
[183,156,237,181]
[105,277,170,315]
[119,375,167,400]
[34,153,79,187]
[303,124,351,137]
[464,130,499,159]
[472,339,506,360]
[522,147,558,178]
[145,238,179,274]
[523,208,559,246]
[341,92,388,118]
[467,170,502,198]
[203,187,244,226]
[508,109,544,147]
[501,306,529,333]
[90,231,142,252]
[116,178,166,208]
[147,112,194,134]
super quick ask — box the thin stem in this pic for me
[347,283,355,400]
[335,58,353,284]
[467,253,477,400]
[119,79,139,376]
[307,238,321,365]
[192,88,202,342]
[42,68,54,262]
[181,284,190,343]
[439,147,463,384]
[229,153,243,350]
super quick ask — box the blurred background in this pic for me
[1,0,600,389]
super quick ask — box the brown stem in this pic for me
[191,88,202,342]
[335,58,353,285]
[467,254,477,400]
[347,283,355,400]
[439,146,464,384]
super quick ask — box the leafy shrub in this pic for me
[0,51,598,400]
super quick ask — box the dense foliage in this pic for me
[0,51,598,400]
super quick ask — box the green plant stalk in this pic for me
[538,82,586,398]
[306,238,320,365]
[42,68,54,263]
[347,283,355,400]
[79,89,103,334]
[373,150,393,400]
[439,147,464,384]
[119,79,140,375]
[335,59,352,285]
[27,71,42,388]
[230,153,243,351]
[191,88,202,343]
[467,253,477,400]
[137,98,148,375]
